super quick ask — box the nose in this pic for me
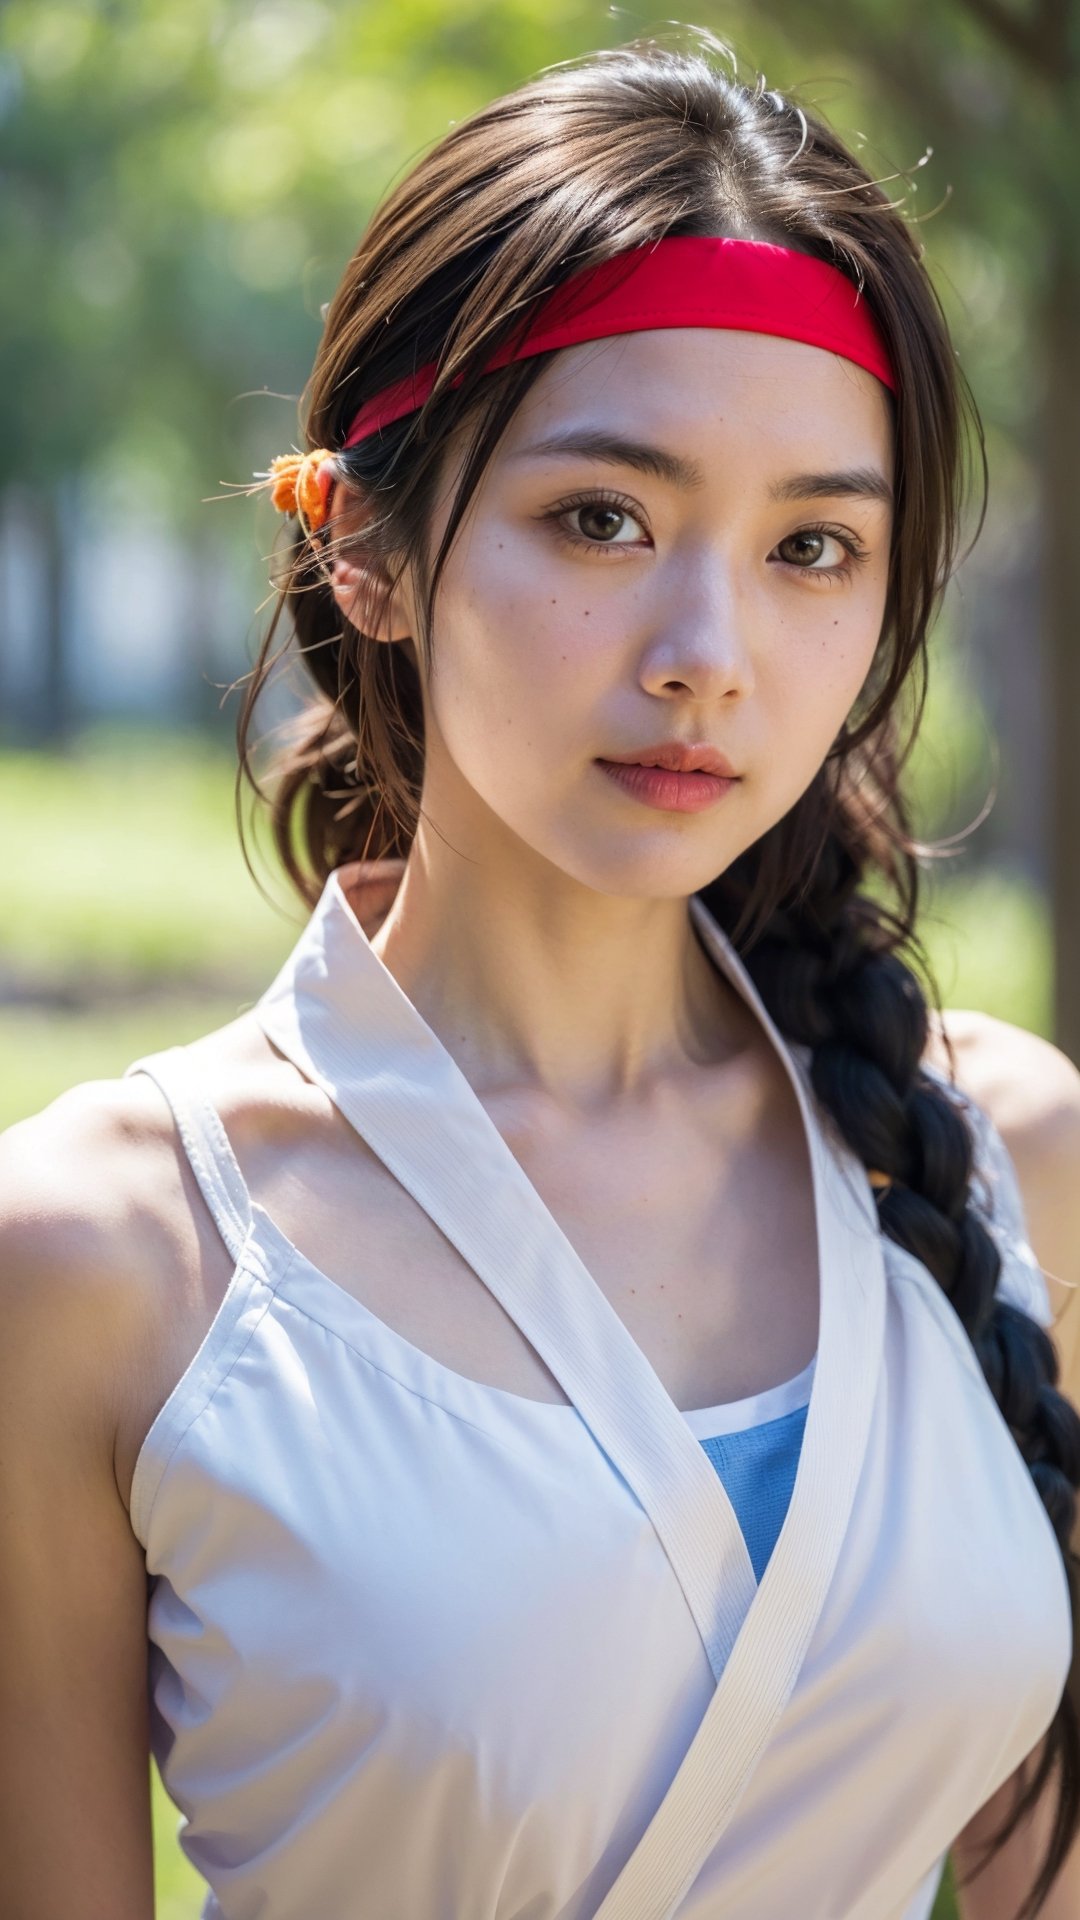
[636,563,756,703]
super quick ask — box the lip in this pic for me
[599,741,740,778]
[594,755,740,816]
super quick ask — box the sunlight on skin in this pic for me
[326,326,894,1104]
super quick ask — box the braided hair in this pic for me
[702,750,1080,1917]
[235,30,1080,1912]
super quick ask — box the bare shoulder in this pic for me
[0,1013,302,1507]
[925,1006,1080,1145]
[0,1069,191,1479]
[925,1007,1080,1340]
[0,1071,172,1331]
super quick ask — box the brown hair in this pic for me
[236,30,1080,1910]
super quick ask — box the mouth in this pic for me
[594,750,740,815]
[598,742,740,779]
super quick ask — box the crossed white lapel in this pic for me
[254,865,887,1917]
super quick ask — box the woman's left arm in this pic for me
[925,1010,1080,1919]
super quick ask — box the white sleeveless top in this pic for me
[123,860,1071,1920]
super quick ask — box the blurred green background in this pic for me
[3,0,1078,1912]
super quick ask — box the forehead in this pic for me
[498,326,894,476]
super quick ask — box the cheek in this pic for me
[803,612,878,704]
[775,575,884,700]
[757,599,882,771]
[429,533,613,756]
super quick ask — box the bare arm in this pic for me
[0,1093,157,1919]
[925,1011,1080,1919]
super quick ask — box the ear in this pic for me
[323,476,416,644]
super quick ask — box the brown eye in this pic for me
[543,490,649,553]
[576,504,629,542]
[778,530,830,567]
[771,524,868,580]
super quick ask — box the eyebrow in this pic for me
[510,429,894,508]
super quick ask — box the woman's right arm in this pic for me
[0,1089,157,1920]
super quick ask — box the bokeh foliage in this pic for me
[4,4,1076,1913]
[2,0,1069,497]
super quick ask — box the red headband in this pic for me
[341,234,896,448]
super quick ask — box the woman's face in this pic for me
[341,325,895,903]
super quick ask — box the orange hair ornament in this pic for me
[262,449,336,533]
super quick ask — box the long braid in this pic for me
[702,773,1080,1918]
[232,31,1080,1905]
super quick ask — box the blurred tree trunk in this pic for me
[184,523,224,732]
[11,474,78,748]
[0,482,75,749]
[958,0,1080,1056]
[37,479,75,748]
[1043,230,1080,1055]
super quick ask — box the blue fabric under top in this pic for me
[699,1402,810,1582]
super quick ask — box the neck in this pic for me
[353,837,750,1113]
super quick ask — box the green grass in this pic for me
[153,1764,207,1918]
[0,720,303,1133]
[0,720,304,990]
[4,724,1045,1919]
[933,1856,957,1918]
[916,864,1052,1040]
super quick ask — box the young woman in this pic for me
[4,32,1080,1920]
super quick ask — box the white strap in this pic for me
[123,1046,253,1268]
